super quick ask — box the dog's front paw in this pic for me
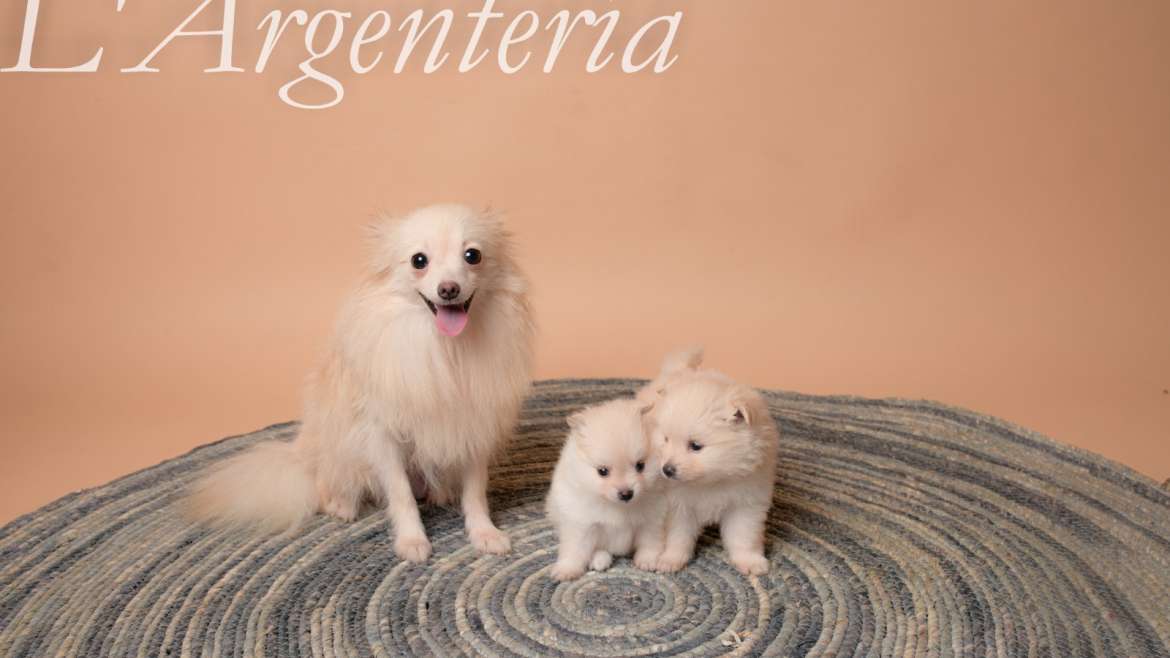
[469,525,512,555]
[394,534,432,563]
[589,551,613,572]
[729,552,769,576]
[550,561,586,581]
[322,497,358,522]
[655,551,690,573]
[633,549,659,572]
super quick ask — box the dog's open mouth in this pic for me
[419,292,474,337]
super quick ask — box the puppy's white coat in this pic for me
[639,348,778,575]
[545,398,666,581]
[189,204,535,562]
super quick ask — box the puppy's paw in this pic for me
[394,534,432,563]
[655,551,690,573]
[633,549,659,572]
[550,561,586,581]
[469,525,512,555]
[589,551,613,572]
[730,552,769,576]
[322,497,358,522]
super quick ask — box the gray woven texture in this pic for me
[2,379,1169,657]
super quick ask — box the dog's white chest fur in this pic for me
[671,470,773,526]
[333,288,533,476]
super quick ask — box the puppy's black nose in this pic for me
[662,464,676,479]
[437,281,460,301]
[618,489,634,502]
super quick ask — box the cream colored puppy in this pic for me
[638,348,778,575]
[189,204,535,563]
[545,398,666,581]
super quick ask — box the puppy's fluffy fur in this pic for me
[638,347,778,575]
[188,204,535,562]
[545,398,666,581]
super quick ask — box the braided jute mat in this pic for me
[2,380,1169,657]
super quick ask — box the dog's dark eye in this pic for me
[411,253,428,270]
[687,440,703,452]
[597,467,609,478]
[464,248,482,265]
[635,461,645,473]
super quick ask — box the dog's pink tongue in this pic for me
[435,305,469,337]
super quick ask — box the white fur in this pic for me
[545,398,667,581]
[188,204,535,562]
[640,348,779,576]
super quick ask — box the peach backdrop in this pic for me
[1,0,1168,523]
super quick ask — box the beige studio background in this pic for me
[1,0,1168,523]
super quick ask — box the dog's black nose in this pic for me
[618,489,634,502]
[437,281,460,301]
[662,464,676,479]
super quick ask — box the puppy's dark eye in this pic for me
[597,467,609,478]
[635,461,645,473]
[464,248,482,265]
[687,440,703,452]
[411,253,428,270]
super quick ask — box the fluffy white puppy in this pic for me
[638,348,778,575]
[189,204,535,562]
[545,398,666,581]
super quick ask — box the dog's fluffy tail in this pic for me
[659,345,704,377]
[186,440,318,532]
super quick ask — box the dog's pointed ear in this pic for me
[566,410,586,433]
[638,401,656,431]
[659,346,704,377]
[363,211,408,276]
[476,205,507,233]
[725,397,751,426]
[635,397,655,425]
[641,398,659,421]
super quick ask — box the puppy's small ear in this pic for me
[566,410,586,433]
[637,401,656,431]
[725,398,751,425]
[659,346,704,376]
[634,384,665,407]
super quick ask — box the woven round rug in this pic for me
[2,380,1168,657]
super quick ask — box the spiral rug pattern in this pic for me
[2,380,1169,657]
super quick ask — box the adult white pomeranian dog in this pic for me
[189,204,535,563]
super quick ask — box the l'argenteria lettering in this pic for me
[2,0,684,109]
